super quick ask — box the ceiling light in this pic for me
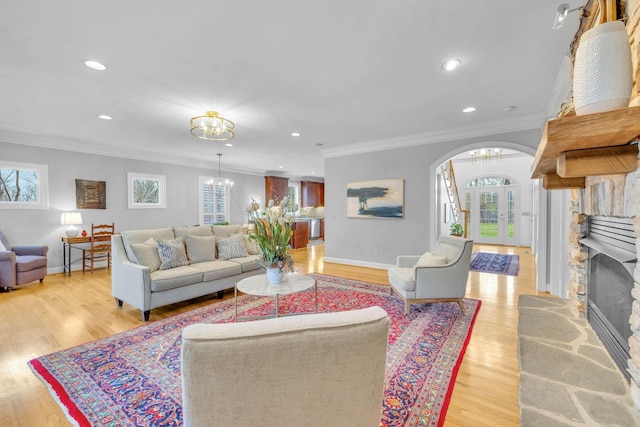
[225,143,233,147]
[190,111,235,141]
[97,115,112,120]
[552,3,583,29]
[462,107,476,113]
[84,60,107,71]
[278,165,284,169]
[205,153,233,195]
[291,132,301,137]
[469,148,503,165]
[442,59,462,71]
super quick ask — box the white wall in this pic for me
[0,141,264,272]
[324,128,542,268]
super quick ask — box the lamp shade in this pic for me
[61,212,83,237]
[61,212,83,225]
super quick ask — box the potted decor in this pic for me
[246,197,295,283]
[450,223,464,237]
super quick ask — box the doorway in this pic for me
[462,176,518,245]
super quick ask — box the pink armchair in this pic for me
[0,231,48,291]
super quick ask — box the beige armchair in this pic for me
[181,306,390,427]
[0,230,48,291]
[388,235,473,314]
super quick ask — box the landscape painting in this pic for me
[347,179,404,219]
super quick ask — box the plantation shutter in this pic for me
[199,177,230,225]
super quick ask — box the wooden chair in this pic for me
[83,223,114,273]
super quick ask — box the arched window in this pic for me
[465,176,513,187]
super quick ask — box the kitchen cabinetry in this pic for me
[290,221,309,249]
[265,176,289,203]
[301,181,324,207]
[319,218,325,239]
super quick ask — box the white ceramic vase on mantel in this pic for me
[573,20,633,116]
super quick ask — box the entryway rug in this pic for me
[28,274,480,427]
[470,251,520,276]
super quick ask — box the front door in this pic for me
[463,177,518,245]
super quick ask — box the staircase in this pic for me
[441,160,469,237]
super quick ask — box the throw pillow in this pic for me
[130,237,161,272]
[243,234,258,255]
[415,252,449,267]
[156,238,189,270]
[185,234,216,263]
[217,233,249,260]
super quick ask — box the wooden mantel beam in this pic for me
[557,145,639,178]
[542,174,586,190]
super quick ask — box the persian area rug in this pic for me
[470,251,520,276]
[28,274,480,427]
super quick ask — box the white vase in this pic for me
[573,21,632,116]
[266,267,285,284]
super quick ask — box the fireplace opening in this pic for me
[581,216,637,383]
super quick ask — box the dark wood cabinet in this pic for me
[319,218,324,239]
[301,181,324,207]
[290,221,309,249]
[265,176,289,203]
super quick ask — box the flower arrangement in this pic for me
[246,197,295,272]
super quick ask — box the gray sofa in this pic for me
[112,224,262,321]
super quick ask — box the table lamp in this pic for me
[61,212,83,237]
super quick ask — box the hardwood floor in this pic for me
[0,243,541,426]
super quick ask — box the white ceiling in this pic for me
[0,1,581,179]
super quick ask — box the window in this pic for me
[199,176,230,225]
[0,160,48,209]
[465,176,513,187]
[287,183,300,212]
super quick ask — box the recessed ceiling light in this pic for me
[291,132,301,137]
[225,143,233,147]
[311,172,316,174]
[442,59,461,71]
[462,107,476,113]
[97,115,112,120]
[85,60,107,71]
[278,165,284,169]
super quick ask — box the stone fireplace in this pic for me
[568,170,640,407]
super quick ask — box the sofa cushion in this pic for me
[228,255,261,273]
[150,266,203,292]
[388,267,415,292]
[15,255,47,272]
[416,252,448,267]
[121,227,175,262]
[243,235,259,255]
[130,237,161,272]
[174,226,213,241]
[212,224,243,238]
[190,260,243,281]
[217,233,249,260]
[185,235,216,263]
[157,238,189,270]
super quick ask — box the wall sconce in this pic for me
[61,212,83,237]
[553,3,585,29]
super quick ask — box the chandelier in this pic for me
[190,111,235,141]
[469,148,502,165]
[205,153,233,195]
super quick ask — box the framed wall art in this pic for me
[76,179,106,209]
[127,172,166,209]
[347,178,404,219]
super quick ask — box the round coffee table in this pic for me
[234,273,317,321]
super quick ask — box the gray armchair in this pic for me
[388,235,473,314]
[0,231,48,291]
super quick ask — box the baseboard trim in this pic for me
[323,257,393,271]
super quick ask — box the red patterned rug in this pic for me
[28,274,480,427]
